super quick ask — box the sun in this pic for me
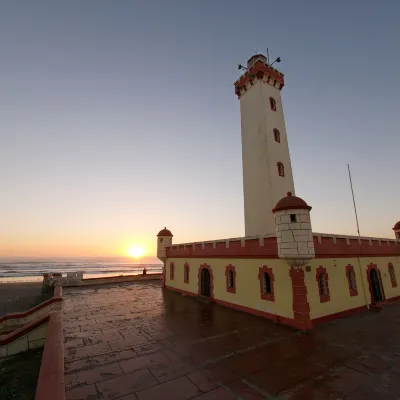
[127,246,145,259]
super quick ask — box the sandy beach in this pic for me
[0,282,44,317]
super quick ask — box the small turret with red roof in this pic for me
[273,192,315,266]
[393,221,400,240]
[157,227,173,262]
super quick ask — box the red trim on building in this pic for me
[198,264,214,300]
[184,262,190,284]
[290,267,313,330]
[366,263,385,303]
[258,266,275,301]
[225,264,236,294]
[234,60,285,98]
[169,262,175,280]
[388,262,397,288]
[316,266,330,303]
[346,264,358,297]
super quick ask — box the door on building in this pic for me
[369,269,383,303]
[201,268,211,297]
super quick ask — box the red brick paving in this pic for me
[63,282,400,399]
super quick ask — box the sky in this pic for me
[1,1,400,258]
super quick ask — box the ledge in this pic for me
[35,311,65,400]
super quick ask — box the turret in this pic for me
[393,221,400,240]
[157,227,173,262]
[273,192,315,266]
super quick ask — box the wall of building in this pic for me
[306,256,400,321]
[239,78,295,237]
[165,257,294,321]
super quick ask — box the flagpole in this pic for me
[348,164,369,309]
[348,164,360,236]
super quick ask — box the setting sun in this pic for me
[127,246,145,258]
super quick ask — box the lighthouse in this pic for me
[235,54,295,237]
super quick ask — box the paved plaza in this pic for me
[63,282,400,399]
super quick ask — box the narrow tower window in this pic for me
[277,162,285,177]
[269,97,277,111]
[290,214,297,223]
[273,129,281,143]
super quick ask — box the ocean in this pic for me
[0,257,163,283]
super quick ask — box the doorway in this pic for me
[200,268,211,297]
[369,268,384,303]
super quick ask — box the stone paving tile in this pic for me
[149,360,196,383]
[96,368,157,399]
[135,376,201,400]
[63,282,400,400]
[108,335,150,351]
[66,342,112,361]
[189,386,236,400]
[66,384,99,400]
[186,369,220,392]
[119,351,169,374]
[75,362,124,385]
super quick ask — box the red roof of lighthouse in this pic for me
[272,192,312,213]
[393,221,400,230]
[157,227,173,237]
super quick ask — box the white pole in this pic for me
[348,164,369,309]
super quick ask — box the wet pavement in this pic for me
[63,282,400,399]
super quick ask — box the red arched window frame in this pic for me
[225,264,236,294]
[277,162,285,177]
[316,266,330,303]
[184,262,190,284]
[170,262,175,280]
[269,97,277,111]
[258,266,275,301]
[273,129,281,143]
[388,263,397,288]
[346,264,358,297]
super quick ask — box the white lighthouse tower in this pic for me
[235,54,295,237]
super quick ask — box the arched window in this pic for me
[273,129,281,143]
[389,263,397,288]
[258,266,275,301]
[269,97,277,111]
[225,265,236,293]
[277,162,285,177]
[228,270,234,288]
[170,262,175,280]
[316,266,330,302]
[346,265,358,296]
[184,263,189,284]
[264,272,272,293]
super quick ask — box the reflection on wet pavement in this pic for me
[63,282,400,399]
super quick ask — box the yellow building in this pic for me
[156,53,400,330]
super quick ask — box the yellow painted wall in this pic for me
[306,257,400,319]
[165,258,294,319]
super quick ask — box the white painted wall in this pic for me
[240,79,295,237]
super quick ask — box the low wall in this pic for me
[62,273,162,287]
[0,286,62,332]
[166,233,400,259]
[35,311,65,400]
